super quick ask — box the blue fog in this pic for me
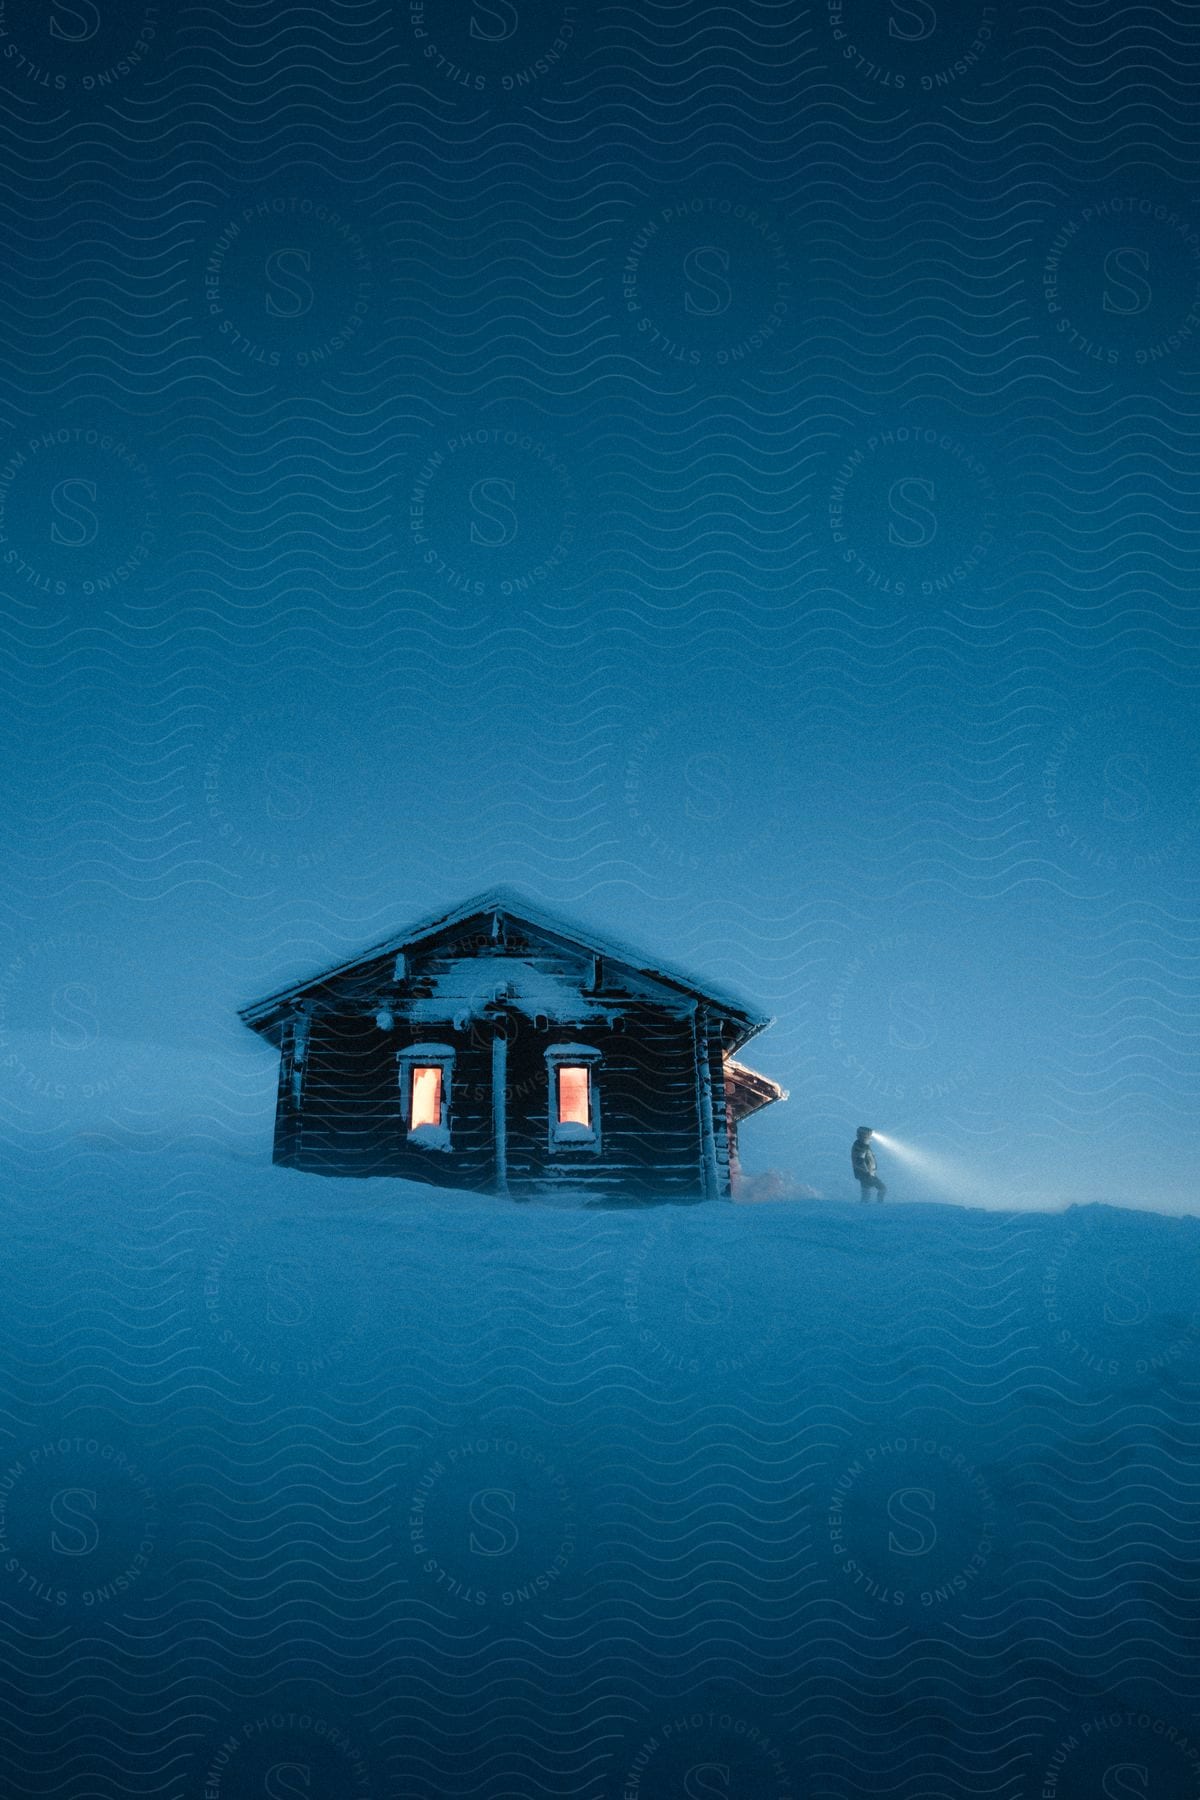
[2,0,1200,1793]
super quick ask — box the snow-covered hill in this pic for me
[1,1140,1198,1800]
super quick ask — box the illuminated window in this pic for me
[545,1044,601,1151]
[557,1064,591,1127]
[397,1043,455,1151]
[410,1065,443,1129]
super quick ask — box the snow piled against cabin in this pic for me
[401,956,627,1029]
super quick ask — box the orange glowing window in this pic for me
[556,1065,591,1127]
[410,1065,443,1129]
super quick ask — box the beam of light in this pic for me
[867,1131,999,1206]
[861,1133,1068,1211]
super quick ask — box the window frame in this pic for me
[544,1043,602,1154]
[397,1042,456,1152]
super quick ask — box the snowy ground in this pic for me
[1,1140,1199,1799]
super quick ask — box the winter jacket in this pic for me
[851,1139,876,1179]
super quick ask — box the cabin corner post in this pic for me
[727,1111,742,1196]
[491,1020,509,1194]
[693,1004,722,1201]
[276,1002,311,1166]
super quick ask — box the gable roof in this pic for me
[239,886,772,1047]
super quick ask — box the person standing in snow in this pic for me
[852,1126,886,1202]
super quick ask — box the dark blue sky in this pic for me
[1,0,1199,1208]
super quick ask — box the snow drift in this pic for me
[0,1139,1198,1799]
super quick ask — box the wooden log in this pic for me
[492,1024,508,1194]
[694,1004,720,1201]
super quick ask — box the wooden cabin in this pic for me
[239,889,785,1204]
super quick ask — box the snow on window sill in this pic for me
[550,1120,598,1147]
[408,1123,451,1152]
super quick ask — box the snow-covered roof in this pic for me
[239,886,771,1043]
[724,1057,789,1121]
